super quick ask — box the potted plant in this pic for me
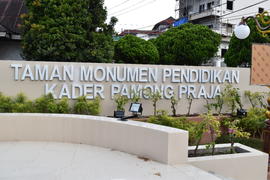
[192,112,221,157]
[147,91,161,116]
[113,95,129,118]
[170,94,179,117]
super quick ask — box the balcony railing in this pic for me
[189,9,221,21]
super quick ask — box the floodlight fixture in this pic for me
[129,103,143,114]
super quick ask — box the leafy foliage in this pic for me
[153,23,221,65]
[210,93,225,114]
[146,91,162,116]
[74,96,100,115]
[170,95,178,116]
[21,0,116,62]
[113,95,129,111]
[224,17,270,67]
[0,93,74,114]
[148,111,197,145]
[221,117,250,153]
[130,89,141,103]
[216,135,263,151]
[114,35,159,64]
[12,93,34,113]
[222,84,242,115]
[56,97,70,114]
[0,93,14,112]
[187,96,193,115]
[244,91,266,108]
[238,107,266,138]
[34,93,58,113]
[194,113,221,156]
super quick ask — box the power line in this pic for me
[109,0,151,16]
[221,8,270,22]
[108,0,132,10]
[136,24,155,30]
[109,0,156,17]
[221,0,269,17]
[117,23,150,26]
[216,0,269,35]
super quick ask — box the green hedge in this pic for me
[216,135,263,151]
[148,112,197,145]
[0,93,100,116]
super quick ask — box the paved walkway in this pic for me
[0,141,223,180]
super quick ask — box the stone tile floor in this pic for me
[0,141,223,180]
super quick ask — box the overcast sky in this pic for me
[104,0,176,32]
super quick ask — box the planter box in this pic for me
[114,110,125,118]
[188,143,268,180]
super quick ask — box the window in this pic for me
[259,7,264,13]
[227,24,233,33]
[199,4,205,13]
[207,1,214,9]
[221,49,228,57]
[227,1,233,10]
[207,3,212,10]
[208,24,214,29]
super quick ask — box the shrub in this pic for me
[12,93,34,113]
[187,96,193,115]
[0,92,101,115]
[0,93,13,112]
[170,95,178,116]
[244,91,265,108]
[56,98,70,114]
[146,91,162,116]
[238,107,266,138]
[74,96,100,115]
[210,92,225,114]
[221,117,250,153]
[130,90,141,103]
[148,111,197,145]
[113,95,129,111]
[194,113,221,156]
[223,84,242,115]
[33,93,58,113]
[216,135,263,151]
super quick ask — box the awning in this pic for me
[173,17,188,27]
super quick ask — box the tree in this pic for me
[114,35,159,64]
[224,18,270,67]
[153,23,221,65]
[21,0,116,62]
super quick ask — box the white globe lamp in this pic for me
[234,24,250,39]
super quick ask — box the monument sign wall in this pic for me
[0,60,268,115]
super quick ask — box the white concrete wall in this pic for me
[188,143,269,180]
[0,113,188,165]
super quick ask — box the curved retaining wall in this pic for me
[0,113,188,165]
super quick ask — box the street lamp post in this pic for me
[234,11,270,39]
[233,11,270,154]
